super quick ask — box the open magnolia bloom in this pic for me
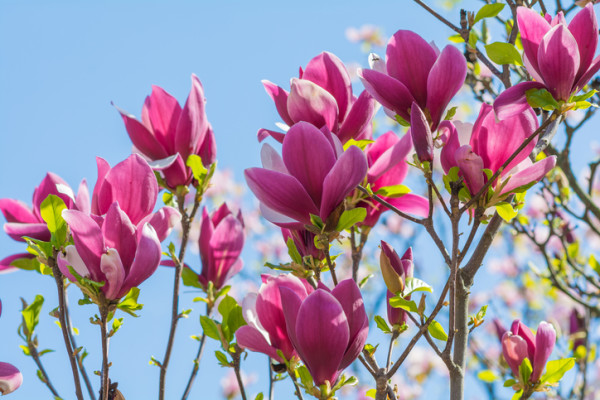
[440,104,556,204]
[495,4,600,119]
[258,52,376,144]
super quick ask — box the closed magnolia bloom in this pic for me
[245,121,368,229]
[440,104,556,198]
[359,131,428,227]
[501,320,556,383]
[0,301,22,395]
[198,203,245,290]
[258,52,376,144]
[279,279,369,386]
[358,29,466,130]
[569,309,586,350]
[379,241,414,326]
[236,274,313,362]
[116,74,216,189]
[0,172,89,271]
[281,228,324,260]
[495,4,600,119]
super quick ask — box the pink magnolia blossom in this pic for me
[359,131,428,227]
[0,173,89,271]
[495,4,600,119]
[0,301,22,395]
[245,122,368,229]
[236,274,313,362]
[358,29,467,130]
[569,309,586,350]
[197,203,245,290]
[440,104,556,198]
[380,242,414,326]
[115,74,216,189]
[281,228,324,261]
[258,52,376,144]
[279,279,369,386]
[501,320,556,383]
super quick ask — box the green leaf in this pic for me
[365,389,377,398]
[40,194,68,247]
[343,139,374,151]
[374,315,392,334]
[296,365,314,389]
[388,296,418,313]
[181,266,203,289]
[309,214,324,230]
[215,350,230,367]
[219,295,245,343]
[468,30,478,49]
[526,88,559,110]
[589,254,600,275]
[186,154,208,181]
[540,358,575,384]
[474,3,505,23]
[519,358,532,385]
[358,274,373,289]
[336,208,367,232]
[10,256,41,272]
[255,394,264,400]
[21,295,44,340]
[428,320,448,341]
[402,277,433,297]
[375,185,411,198]
[117,287,143,317]
[571,90,598,102]
[444,106,458,121]
[484,42,523,66]
[475,305,487,321]
[503,378,517,387]
[477,369,499,383]
[394,114,410,127]
[200,316,221,341]
[495,202,518,222]
[286,238,303,264]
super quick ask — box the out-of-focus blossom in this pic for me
[358,29,466,130]
[570,309,586,351]
[236,274,313,362]
[279,279,368,386]
[220,369,256,400]
[0,173,88,271]
[197,203,244,290]
[440,104,556,199]
[245,122,368,229]
[379,242,414,326]
[258,52,376,144]
[359,131,428,227]
[345,25,386,48]
[115,74,216,189]
[501,320,556,383]
[495,5,600,119]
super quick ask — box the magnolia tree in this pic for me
[1,1,600,399]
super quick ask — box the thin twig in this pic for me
[180,305,212,399]
[99,303,110,400]
[26,340,61,398]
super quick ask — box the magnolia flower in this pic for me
[0,301,22,395]
[359,131,428,227]
[115,74,216,189]
[0,173,88,271]
[380,242,414,326]
[258,52,376,144]
[236,274,313,362]
[569,309,586,351]
[245,122,368,229]
[358,29,467,130]
[279,279,369,386]
[440,104,556,199]
[501,320,556,383]
[281,228,324,260]
[495,4,600,119]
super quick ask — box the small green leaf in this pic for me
[186,154,208,181]
[503,378,517,387]
[428,320,448,341]
[570,90,598,102]
[21,295,44,340]
[375,185,411,198]
[254,393,264,400]
[474,3,505,23]
[589,255,600,275]
[309,214,324,230]
[200,316,221,341]
[343,139,374,151]
[215,350,230,366]
[448,34,465,43]
[540,358,575,384]
[495,202,518,222]
[402,277,433,297]
[395,114,410,127]
[485,42,523,66]
[40,194,68,247]
[181,266,203,289]
[365,389,377,398]
[117,287,143,317]
[296,365,314,389]
[526,88,559,110]
[468,30,478,49]
[388,296,418,313]
[477,369,499,383]
[286,238,302,264]
[374,315,392,334]
[519,358,532,385]
[444,106,458,121]
[335,208,367,232]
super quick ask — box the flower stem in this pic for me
[99,303,110,400]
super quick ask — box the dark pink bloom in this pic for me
[281,228,324,260]
[569,309,586,350]
[0,172,89,271]
[236,274,313,362]
[360,131,428,227]
[501,320,556,383]
[0,301,23,395]
[358,30,466,130]
[279,279,368,386]
[245,122,368,229]
[410,102,434,162]
[495,4,600,119]
[440,104,556,197]
[197,203,245,290]
[258,52,376,144]
[115,74,216,189]
[380,242,414,326]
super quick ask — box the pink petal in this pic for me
[532,321,556,382]
[575,53,600,93]
[136,206,181,243]
[175,74,209,160]
[569,4,598,81]
[91,157,111,216]
[257,128,286,143]
[198,125,216,166]
[517,7,551,78]
[114,104,168,160]
[4,222,49,242]
[145,85,182,153]
[102,202,137,270]
[0,199,37,223]
[62,210,104,276]
[120,223,161,296]
[236,325,282,361]
[410,102,434,162]
[100,248,126,300]
[0,362,22,395]
[386,194,429,218]
[260,143,288,173]
[262,80,294,126]
[502,333,529,378]
[337,90,376,143]
[537,24,580,100]
[493,81,546,120]
[500,156,556,195]
[367,131,411,184]
[358,68,415,121]
[75,179,91,215]
[32,173,73,219]
[439,120,460,174]
[0,253,33,274]
[287,78,339,132]
[455,145,485,195]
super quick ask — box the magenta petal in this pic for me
[262,80,294,126]
[410,102,434,162]
[287,78,339,132]
[115,104,169,160]
[32,173,73,219]
[0,361,23,395]
[358,68,415,121]
[295,290,349,386]
[517,7,551,77]
[92,157,111,216]
[569,4,598,81]
[62,210,104,274]
[574,54,600,93]
[209,215,245,287]
[120,223,161,296]
[425,45,467,129]
[175,74,209,160]
[198,125,217,166]
[455,145,485,195]
[198,207,214,272]
[136,206,180,243]
[100,248,126,300]
[320,146,368,221]
[259,204,305,230]
[257,128,286,143]
[75,179,91,215]
[511,320,537,360]
[145,85,182,152]
[387,194,429,217]
[500,156,556,195]
[337,90,376,143]
[386,30,437,105]
[493,81,546,120]
[502,333,529,378]
[531,321,556,382]
[0,253,32,273]
[282,122,336,204]
[439,120,460,174]
[4,222,50,242]
[102,203,137,270]
[260,143,288,173]
[279,286,305,362]
[367,131,411,183]
[537,24,580,100]
[245,168,318,225]
[0,199,37,223]
[236,325,282,361]
[302,52,353,119]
